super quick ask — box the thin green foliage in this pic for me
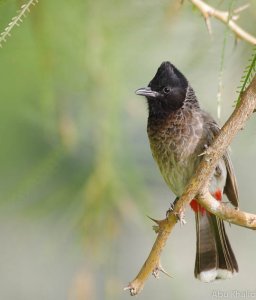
[0,0,38,47]
[236,47,256,107]
[217,0,235,120]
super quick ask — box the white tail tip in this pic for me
[197,269,237,283]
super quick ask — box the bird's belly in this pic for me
[160,157,197,196]
[156,149,226,198]
[148,121,203,197]
[152,142,199,196]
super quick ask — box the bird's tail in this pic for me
[194,211,238,282]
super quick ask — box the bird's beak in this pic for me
[135,87,159,98]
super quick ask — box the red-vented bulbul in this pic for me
[135,61,239,282]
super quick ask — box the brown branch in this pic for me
[198,191,256,229]
[188,0,256,45]
[124,216,177,296]
[125,76,256,296]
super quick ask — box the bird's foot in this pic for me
[166,203,174,218]
[198,144,209,157]
[166,197,186,225]
[176,209,187,226]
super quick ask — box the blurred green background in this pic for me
[0,0,256,299]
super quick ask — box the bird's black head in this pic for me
[136,61,189,115]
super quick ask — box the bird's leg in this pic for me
[175,208,187,226]
[166,197,187,225]
[165,197,178,217]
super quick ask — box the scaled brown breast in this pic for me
[147,104,204,196]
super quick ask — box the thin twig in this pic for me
[216,0,235,121]
[198,191,256,229]
[125,75,256,296]
[189,0,256,45]
[0,0,39,48]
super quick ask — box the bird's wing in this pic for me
[202,112,239,207]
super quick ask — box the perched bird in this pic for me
[135,61,239,283]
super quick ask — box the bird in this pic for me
[135,61,239,283]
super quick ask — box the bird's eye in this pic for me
[163,87,171,94]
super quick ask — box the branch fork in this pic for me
[189,0,256,45]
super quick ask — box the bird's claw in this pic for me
[166,198,186,225]
[198,144,209,157]
[166,202,175,218]
[176,210,187,226]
